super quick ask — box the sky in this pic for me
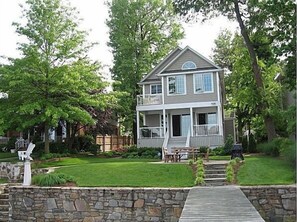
[0,0,238,79]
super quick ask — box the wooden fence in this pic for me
[96,135,133,152]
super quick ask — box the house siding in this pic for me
[164,73,218,104]
[137,138,164,148]
[145,114,160,127]
[145,49,182,81]
[190,135,224,147]
[165,49,215,72]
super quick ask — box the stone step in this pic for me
[0,199,8,205]
[205,174,226,179]
[204,164,227,170]
[205,169,226,174]
[0,194,8,200]
[204,178,227,186]
[0,204,9,211]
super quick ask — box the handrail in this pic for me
[162,130,169,160]
[186,125,191,147]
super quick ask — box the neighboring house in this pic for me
[136,46,225,152]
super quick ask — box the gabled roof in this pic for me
[139,45,221,84]
[158,45,220,75]
[139,46,182,83]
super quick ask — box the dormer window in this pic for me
[182,61,196,70]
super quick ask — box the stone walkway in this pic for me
[179,186,265,222]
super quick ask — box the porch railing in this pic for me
[140,127,164,138]
[193,124,219,136]
[137,94,162,106]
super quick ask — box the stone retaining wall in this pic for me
[9,186,190,222]
[0,162,23,182]
[241,185,296,222]
[0,162,48,182]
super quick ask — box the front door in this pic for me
[172,114,190,137]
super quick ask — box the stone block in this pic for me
[174,192,184,201]
[148,207,161,217]
[63,200,76,211]
[107,212,121,220]
[23,197,34,208]
[47,198,57,210]
[281,193,296,199]
[75,199,89,211]
[134,199,144,208]
[163,193,171,200]
[94,202,103,210]
[173,207,182,218]
[109,199,118,207]
[83,217,95,222]
[282,199,295,211]
[155,198,164,206]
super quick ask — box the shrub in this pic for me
[211,146,225,156]
[195,176,205,185]
[281,140,296,168]
[248,134,257,153]
[234,157,242,163]
[77,135,95,151]
[256,138,290,157]
[7,136,17,150]
[121,146,161,159]
[33,142,69,157]
[188,159,194,165]
[226,164,234,183]
[32,173,76,186]
[224,135,234,155]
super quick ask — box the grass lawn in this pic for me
[36,157,195,187]
[209,155,230,160]
[237,155,296,185]
[0,152,18,162]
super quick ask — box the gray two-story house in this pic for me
[136,46,225,152]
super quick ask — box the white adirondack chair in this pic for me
[19,142,35,161]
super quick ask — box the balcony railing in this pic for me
[137,94,162,106]
[194,124,219,136]
[140,127,164,138]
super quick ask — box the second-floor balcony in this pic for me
[137,94,162,106]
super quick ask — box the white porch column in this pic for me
[137,110,140,139]
[143,113,146,126]
[161,77,165,104]
[218,105,223,135]
[190,107,193,137]
[163,108,166,137]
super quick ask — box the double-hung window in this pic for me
[151,84,162,94]
[168,75,186,95]
[194,73,213,93]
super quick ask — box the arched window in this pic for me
[182,61,197,70]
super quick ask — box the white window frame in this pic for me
[193,72,214,94]
[150,84,162,94]
[167,75,186,96]
[182,61,197,70]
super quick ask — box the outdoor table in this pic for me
[172,147,200,162]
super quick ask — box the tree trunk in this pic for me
[133,119,137,145]
[233,0,277,141]
[44,122,50,154]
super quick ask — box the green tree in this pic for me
[173,0,295,141]
[107,0,184,143]
[0,0,107,153]
[213,30,283,141]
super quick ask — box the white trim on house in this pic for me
[156,69,223,76]
[157,46,221,75]
[150,84,162,94]
[138,81,161,85]
[137,111,140,139]
[216,72,221,103]
[161,77,165,104]
[136,101,219,111]
[166,75,187,96]
[193,72,214,94]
